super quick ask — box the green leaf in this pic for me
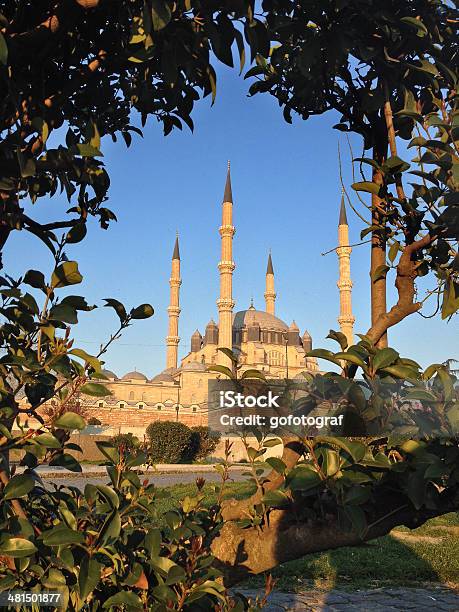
[23,269,46,290]
[80,382,111,397]
[54,411,86,430]
[41,524,85,546]
[144,529,161,559]
[0,32,8,65]
[241,369,266,380]
[0,537,37,558]
[49,453,82,472]
[75,143,102,157]
[352,181,381,196]
[371,265,390,282]
[208,364,234,379]
[96,441,120,464]
[51,261,83,289]
[3,474,34,500]
[151,0,171,31]
[66,223,87,244]
[102,592,143,609]
[380,364,419,380]
[79,557,102,600]
[372,348,399,371]
[306,349,340,366]
[265,457,286,474]
[262,489,289,508]
[286,465,321,491]
[400,16,428,37]
[344,506,367,537]
[104,298,127,323]
[217,347,238,363]
[69,349,101,371]
[316,437,366,463]
[34,433,62,449]
[327,329,348,351]
[334,352,367,368]
[130,303,154,319]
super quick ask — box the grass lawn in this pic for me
[158,481,459,592]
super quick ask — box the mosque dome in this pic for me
[150,367,177,383]
[121,371,148,381]
[181,361,207,372]
[233,309,289,332]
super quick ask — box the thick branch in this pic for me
[212,494,457,586]
[367,234,433,344]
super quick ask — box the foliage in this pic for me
[228,333,459,541]
[0,436,261,610]
[146,421,195,464]
[0,0,268,264]
[190,427,222,462]
[245,0,459,339]
[109,433,140,456]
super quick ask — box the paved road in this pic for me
[240,586,459,611]
[41,470,247,490]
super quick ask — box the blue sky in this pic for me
[4,63,458,377]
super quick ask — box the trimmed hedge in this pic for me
[146,421,194,463]
[145,421,221,463]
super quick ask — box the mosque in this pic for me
[82,164,355,430]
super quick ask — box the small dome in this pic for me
[182,361,207,372]
[289,320,299,331]
[98,369,117,380]
[150,367,177,383]
[121,371,147,381]
[192,329,202,338]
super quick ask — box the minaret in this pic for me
[217,161,236,367]
[264,251,276,315]
[337,194,355,346]
[166,234,181,369]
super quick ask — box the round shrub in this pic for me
[146,420,193,463]
[87,417,102,425]
[190,426,221,461]
[109,432,139,455]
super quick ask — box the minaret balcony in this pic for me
[216,298,235,311]
[337,280,353,290]
[166,336,180,345]
[218,261,236,272]
[167,306,181,316]
[169,278,182,287]
[219,225,236,237]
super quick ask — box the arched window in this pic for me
[129,391,134,401]
[198,379,203,388]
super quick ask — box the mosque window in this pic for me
[192,406,197,413]
[129,391,134,400]
[119,403,125,409]
[138,403,144,409]
[267,351,285,366]
[98,401,104,408]
[198,379,203,388]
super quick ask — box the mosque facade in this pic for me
[81,164,355,431]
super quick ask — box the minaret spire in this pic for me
[217,161,236,367]
[166,233,181,369]
[337,194,355,346]
[264,251,276,315]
